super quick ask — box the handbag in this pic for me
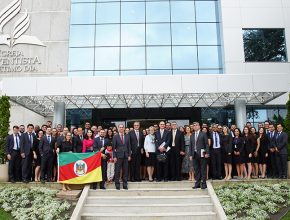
[156,153,167,163]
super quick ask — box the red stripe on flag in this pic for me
[59,152,102,181]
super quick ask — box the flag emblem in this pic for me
[74,160,87,177]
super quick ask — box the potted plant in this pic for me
[0,95,10,182]
[285,93,290,178]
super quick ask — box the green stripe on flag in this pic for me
[58,152,96,166]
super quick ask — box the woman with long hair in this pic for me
[56,132,73,191]
[202,126,211,180]
[243,126,256,179]
[221,126,233,180]
[251,127,259,178]
[82,130,94,153]
[233,128,245,179]
[144,126,156,182]
[257,127,269,178]
[33,130,44,182]
[181,126,194,181]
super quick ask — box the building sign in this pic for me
[0,0,45,73]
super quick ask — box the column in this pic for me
[234,99,246,129]
[53,102,65,127]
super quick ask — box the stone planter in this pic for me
[288,161,290,179]
[0,163,9,182]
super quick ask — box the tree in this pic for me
[0,96,10,164]
[284,94,290,161]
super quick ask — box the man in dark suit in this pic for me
[113,124,131,190]
[210,124,223,180]
[93,129,110,189]
[155,121,171,182]
[39,127,56,183]
[275,124,288,179]
[267,124,279,178]
[20,124,37,183]
[73,127,84,153]
[128,121,144,182]
[168,121,185,181]
[6,126,22,182]
[189,122,209,189]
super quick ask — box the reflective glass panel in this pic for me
[147,46,172,69]
[197,23,219,45]
[69,48,94,70]
[146,23,171,45]
[121,24,145,46]
[71,3,96,24]
[121,2,145,23]
[69,25,95,47]
[95,24,120,46]
[171,1,195,22]
[96,2,120,24]
[171,23,196,45]
[195,1,218,22]
[172,46,198,69]
[146,2,170,23]
[198,46,221,69]
[95,47,120,70]
[121,47,145,69]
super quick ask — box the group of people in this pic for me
[5,119,288,190]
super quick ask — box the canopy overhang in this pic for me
[1,74,289,117]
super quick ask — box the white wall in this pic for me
[220,0,290,74]
[9,102,52,133]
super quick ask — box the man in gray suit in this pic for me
[275,123,288,179]
[189,122,209,189]
[113,124,131,190]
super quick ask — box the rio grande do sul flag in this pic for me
[58,152,102,184]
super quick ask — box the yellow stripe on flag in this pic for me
[59,166,102,184]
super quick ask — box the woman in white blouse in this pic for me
[144,126,156,182]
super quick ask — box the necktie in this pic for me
[270,132,273,139]
[101,138,104,147]
[16,134,19,150]
[194,132,198,152]
[29,133,33,148]
[48,136,51,143]
[172,130,176,147]
[215,132,218,148]
[121,135,124,144]
[136,131,139,146]
[161,130,163,139]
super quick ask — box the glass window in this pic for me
[146,2,170,23]
[243,29,287,62]
[69,48,94,70]
[195,1,218,22]
[121,2,145,23]
[172,23,196,45]
[147,70,172,75]
[146,23,171,45]
[171,1,195,22]
[71,3,96,24]
[96,3,120,24]
[197,23,219,45]
[121,24,145,46]
[69,25,95,47]
[198,46,221,69]
[95,24,120,46]
[95,47,120,70]
[121,47,145,69]
[172,46,198,69]
[147,46,172,69]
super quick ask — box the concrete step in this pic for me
[101,181,194,189]
[85,195,211,204]
[88,188,208,197]
[81,212,217,220]
[82,203,214,213]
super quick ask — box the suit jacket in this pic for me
[189,131,209,158]
[93,136,110,153]
[20,132,37,156]
[112,133,131,159]
[128,130,144,154]
[267,131,277,150]
[276,131,288,155]
[170,129,185,152]
[155,129,171,153]
[39,135,56,156]
[5,134,22,155]
[73,135,83,153]
[210,132,222,149]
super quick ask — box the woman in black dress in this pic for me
[57,132,73,191]
[233,128,245,179]
[33,130,44,182]
[221,126,233,180]
[257,127,269,178]
[251,127,259,178]
[243,126,256,179]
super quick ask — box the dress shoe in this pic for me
[41,180,45,184]
[123,185,128,190]
[116,186,120,190]
[156,179,162,182]
[22,180,29,184]
[164,179,169,182]
[100,186,106,190]
[201,184,207,189]
[130,179,136,182]
[10,179,15,183]
[192,184,200,189]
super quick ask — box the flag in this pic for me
[58,152,102,184]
